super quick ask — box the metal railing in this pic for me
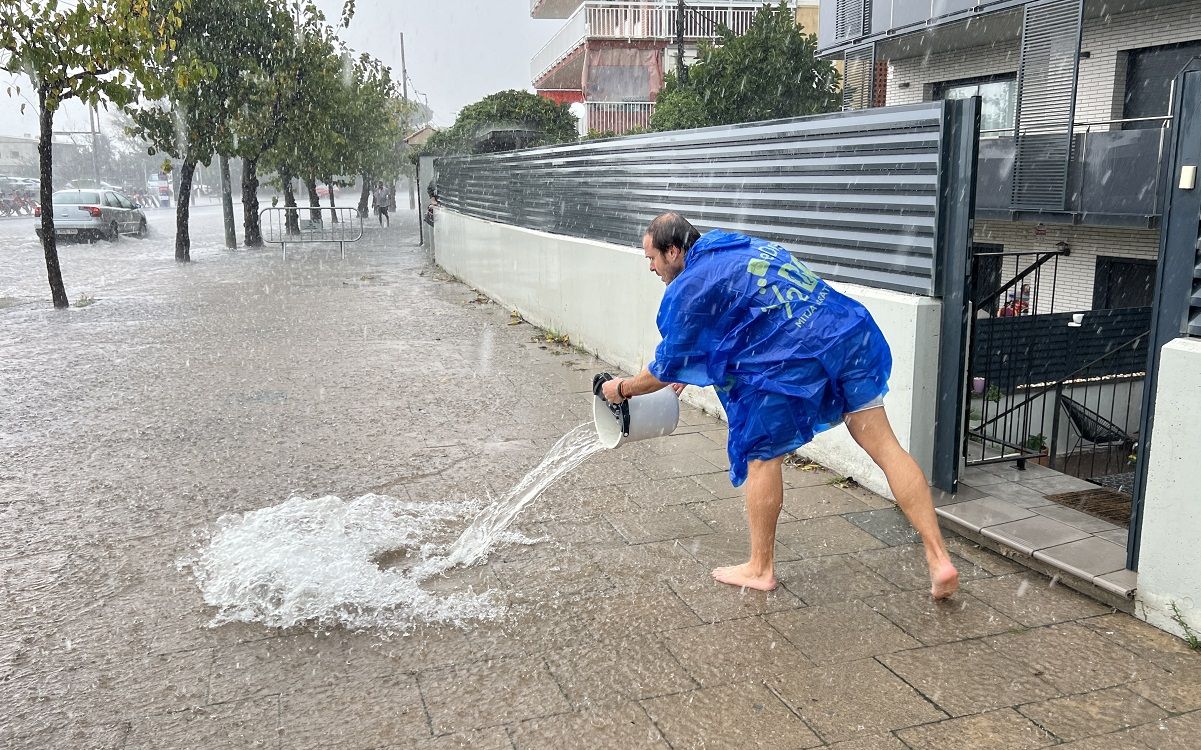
[585,101,656,134]
[259,206,363,259]
[975,116,1173,219]
[532,1,784,83]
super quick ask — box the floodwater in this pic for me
[182,423,604,632]
[0,199,623,744]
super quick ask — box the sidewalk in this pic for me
[2,211,1199,749]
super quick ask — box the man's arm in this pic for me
[600,367,669,404]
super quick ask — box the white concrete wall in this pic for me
[1136,337,1201,638]
[435,210,944,498]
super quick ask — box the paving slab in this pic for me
[1016,686,1168,743]
[880,639,1061,717]
[662,616,816,686]
[509,703,668,749]
[769,658,947,743]
[643,682,823,749]
[895,708,1056,750]
[765,600,921,664]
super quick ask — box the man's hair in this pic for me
[644,212,700,254]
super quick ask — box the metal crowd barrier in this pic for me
[259,205,364,258]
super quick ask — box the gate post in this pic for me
[1130,58,1201,570]
[932,97,981,492]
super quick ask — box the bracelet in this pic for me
[618,379,627,399]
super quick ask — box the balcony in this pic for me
[584,101,656,135]
[531,0,587,20]
[975,118,1172,228]
[532,1,782,88]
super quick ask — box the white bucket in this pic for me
[592,383,680,449]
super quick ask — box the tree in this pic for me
[416,89,578,160]
[129,0,277,261]
[650,2,840,132]
[340,58,408,218]
[0,0,187,308]
[228,0,310,247]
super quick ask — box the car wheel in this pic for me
[135,218,147,238]
[106,221,119,242]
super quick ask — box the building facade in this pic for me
[818,0,1200,314]
[531,0,818,134]
[817,0,1201,634]
[0,135,38,176]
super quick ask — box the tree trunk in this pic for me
[37,88,68,309]
[357,174,370,218]
[175,159,197,262]
[242,158,262,247]
[220,154,237,248]
[281,171,300,235]
[303,176,321,223]
[327,182,338,223]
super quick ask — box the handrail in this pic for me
[980,115,1173,137]
[972,330,1150,434]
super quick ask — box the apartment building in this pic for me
[531,0,817,134]
[819,0,1200,313]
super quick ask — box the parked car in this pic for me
[33,189,148,241]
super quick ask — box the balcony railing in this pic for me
[975,117,1172,225]
[585,101,656,135]
[532,1,785,85]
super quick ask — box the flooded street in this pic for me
[3,205,1199,749]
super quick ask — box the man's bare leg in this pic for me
[712,456,783,591]
[844,407,959,599]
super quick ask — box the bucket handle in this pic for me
[592,372,632,437]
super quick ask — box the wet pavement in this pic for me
[3,205,1200,749]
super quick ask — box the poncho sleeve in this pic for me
[647,265,734,387]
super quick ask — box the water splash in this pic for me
[180,423,603,632]
[416,423,603,577]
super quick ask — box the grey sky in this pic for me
[313,0,561,126]
[0,0,560,141]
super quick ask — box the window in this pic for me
[935,74,1017,134]
[1123,40,1201,128]
[1093,257,1156,310]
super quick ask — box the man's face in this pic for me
[642,234,685,285]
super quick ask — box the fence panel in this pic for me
[435,101,973,296]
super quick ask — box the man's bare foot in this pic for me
[712,563,777,592]
[930,559,959,600]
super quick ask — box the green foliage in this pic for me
[1169,601,1201,650]
[415,89,577,160]
[650,2,840,132]
[128,0,278,167]
[1023,433,1047,452]
[0,0,187,115]
[985,384,1003,403]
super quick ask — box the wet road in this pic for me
[3,203,1200,749]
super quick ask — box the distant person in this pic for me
[372,182,390,227]
[600,212,959,599]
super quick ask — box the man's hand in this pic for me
[670,383,686,396]
[601,377,626,404]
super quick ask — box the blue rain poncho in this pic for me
[648,230,892,487]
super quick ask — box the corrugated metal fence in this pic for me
[434,101,976,297]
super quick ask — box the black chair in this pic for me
[1058,394,1138,455]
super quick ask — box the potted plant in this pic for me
[1024,433,1049,465]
